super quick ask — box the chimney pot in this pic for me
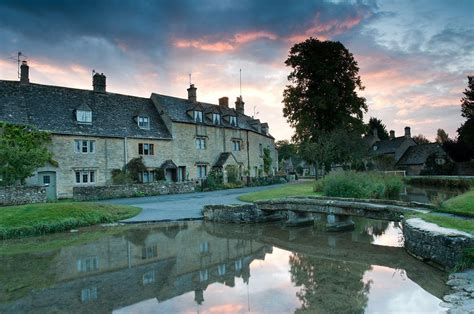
[93,72,106,93]
[187,84,197,102]
[405,126,411,138]
[218,97,229,108]
[20,61,29,84]
[389,130,395,139]
[235,96,245,115]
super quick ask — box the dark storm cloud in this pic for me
[0,0,377,51]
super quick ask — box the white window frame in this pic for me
[230,116,237,126]
[75,170,96,184]
[197,165,207,178]
[76,110,92,123]
[138,116,150,129]
[232,140,241,151]
[212,113,221,125]
[195,138,206,150]
[75,140,95,153]
[139,170,155,183]
[194,111,203,123]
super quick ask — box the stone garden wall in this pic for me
[73,181,195,201]
[403,218,473,270]
[203,204,285,223]
[0,185,47,206]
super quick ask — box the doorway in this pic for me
[38,171,57,200]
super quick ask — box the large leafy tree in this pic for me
[366,117,389,140]
[283,37,367,143]
[0,123,53,186]
[458,76,474,145]
[275,140,298,162]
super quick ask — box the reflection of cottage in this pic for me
[0,62,278,198]
[396,143,450,175]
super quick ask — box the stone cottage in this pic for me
[396,143,451,175]
[0,62,278,199]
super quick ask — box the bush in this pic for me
[225,165,239,184]
[314,171,403,199]
[111,169,134,185]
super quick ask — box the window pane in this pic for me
[89,141,95,153]
[76,171,80,183]
[82,172,88,183]
[90,171,95,183]
[149,144,154,155]
[75,140,80,152]
[138,143,143,155]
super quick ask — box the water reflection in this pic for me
[0,219,448,313]
[400,184,464,203]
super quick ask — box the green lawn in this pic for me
[0,202,141,240]
[415,213,474,235]
[435,189,474,217]
[238,181,320,202]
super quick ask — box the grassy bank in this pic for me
[0,202,141,240]
[238,181,318,202]
[435,189,474,217]
[415,213,474,235]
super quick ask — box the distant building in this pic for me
[368,127,417,166]
[0,61,278,198]
[396,143,451,175]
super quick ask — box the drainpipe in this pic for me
[246,130,250,185]
[124,136,128,172]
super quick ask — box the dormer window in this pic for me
[194,111,203,123]
[138,116,150,129]
[212,113,221,125]
[229,116,237,127]
[76,110,92,123]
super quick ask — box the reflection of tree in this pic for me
[289,253,372,313]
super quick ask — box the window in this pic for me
[232,140,241,151]
[212,113,221,125]
[139,171,155,183]
[199,241,209,253]
[229,116,237,126]
[195,138,206,150]
[142,245,158,259]
[75,140,95,153]
[77,257,99,272]
[235,259,243,271]
[76,110,92,123]
[197,165,207,178]
[143,271,155,285]
[138,116,150,129]
[81,287,98,303]
[435,158,446,165]
[218,264,226,276]
[199,269,209,282]
[138,143,154,155]
[75,170,96,184]
[194,111,203,123]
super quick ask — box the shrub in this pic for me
[111,169,134,185]
[225,165,239,184]
[154,168,165,181]
[314,171,403,199]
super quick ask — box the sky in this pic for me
[0,0,472,141]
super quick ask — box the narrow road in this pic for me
[101,183,294,223]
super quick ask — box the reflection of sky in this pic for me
[371,222,404,247]
[363,265,445,313]
[113,245,444,313]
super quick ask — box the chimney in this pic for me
[235,96,245,115]
[20,61,29,84]
[93,72,106,93]
[187,84,197,102]
[405,126,411,138]
[372,128,379,140]
[218,97,229,108]
[389,130,395,139]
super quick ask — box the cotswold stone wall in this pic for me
[73,181,195,201]
[202,204,285,223]
[0,186,47,206]
[403,218,473,270]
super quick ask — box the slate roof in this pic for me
[151,93,274,139]
[0,80,172,139]
[214,152,240,167]
[397,143,447,165]
[370,136,412,155]
[160,159,178,169]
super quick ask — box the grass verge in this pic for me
[0,202,141,240]
[414,213,474,235]
[435,189,474,217]
[238,181,319,202]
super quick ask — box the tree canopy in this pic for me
[366,117,389,140]
[412,134,430,144]
[458,76,474,145]
[275,140,298,162]
[283,37,367,143]
[436,129,450,144]
[0,122,53,186]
